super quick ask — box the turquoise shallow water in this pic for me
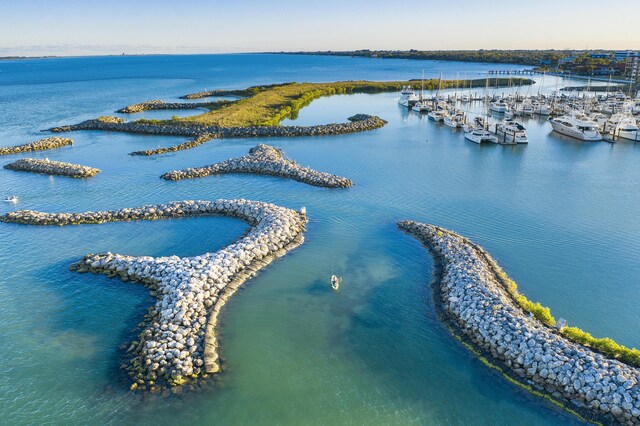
[0,54,639,425]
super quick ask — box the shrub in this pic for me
[561,327,640,367]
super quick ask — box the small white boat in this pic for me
[489,100,510,113]
[427,110,448,122]
[3,195,18,203]
[465,128,498,144]
[411,101,431,113]
[496,120,528,144]
[330,275,342,291]
[444,113,464,128]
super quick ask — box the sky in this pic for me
[1,0,639,56]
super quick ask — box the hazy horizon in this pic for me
[1,0,639,57]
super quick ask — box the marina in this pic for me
[395,76,640,144]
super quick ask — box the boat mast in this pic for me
[485,73,490,130]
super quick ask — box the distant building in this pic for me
[614,50,639,61]
[590,52,611,59]
[559,56,577,65]
[631,56,639,82]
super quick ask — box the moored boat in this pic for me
[427,109,448,122]
[398,86,419,107]
[464,128,498,144]
[489,99,510,113]
[495,119,528,144]
[550,113,602,141]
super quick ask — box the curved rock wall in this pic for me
[2,200,307,392]
[161,144,353,188]
[48,114,387,140]
[399,220,640,425]
[4,158,100,178]
[0,137,73,156]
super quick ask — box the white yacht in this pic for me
[398,86,419,107]
[612,116,640,141]
[3,195,18,203]
[489,100,510,113]
[427,109,448,122]
[464,128,498,144]
[495,120,528,144]
[444,113,464,128]
[550,113,602,141]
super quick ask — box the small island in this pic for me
[48,78,532,156]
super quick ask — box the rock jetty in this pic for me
[180,88,250,100]
[399,221,640,425]
[117,100,210,114]
[161,144,353,188]
[48,114,387,154]
[130,133,219,156]
[2,200,307,392]
[0,137,73,156]
[4,158,100,178]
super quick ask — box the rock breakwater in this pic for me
[117,100,211,113]
[4,158,100,178]
[130,133,219,156]
[161,144,353,188]
[48,114,387,154]
[2,200,307,392]
[399,221,640,425]
[0,137,73,156]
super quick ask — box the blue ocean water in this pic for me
[0,54,638,425]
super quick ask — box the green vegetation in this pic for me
[555,53,625,76]
[499,272,556,327]
[562,327,640,366]
[175,78,531,127]
[286,49,573,67]
[494,267,640,367]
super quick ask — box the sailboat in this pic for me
[464,75,498,144]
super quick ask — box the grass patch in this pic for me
[561,327,640,366]
[495,268,640,367]
[498,272,556,327]
[175,78,532,127]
